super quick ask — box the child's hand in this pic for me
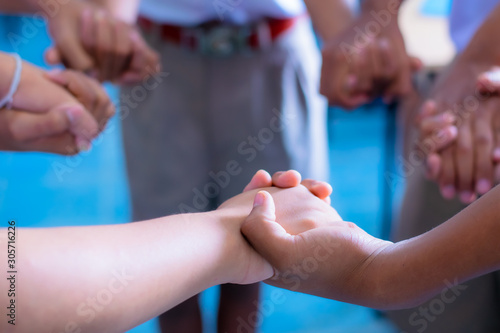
[45,69,115,132]
[416,66,500,197]
[241,191,392,307]
[0,55,111,153]
[45,1,160,83]
[216,184,340,285]
[243,169,332,204]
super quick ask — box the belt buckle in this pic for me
[202,26,239,57]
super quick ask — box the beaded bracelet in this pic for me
[0,54,22,109]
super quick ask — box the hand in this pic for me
[45,69,115,132]
[418,62,500,203]
[45,1,160,83]
[216,184,340,285]
[0,54,107,153]
[320,1,420,109]
[240,191,392,306]
[243,169,333,204]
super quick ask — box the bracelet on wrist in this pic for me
[0,54,23,110]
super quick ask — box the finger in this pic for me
[28,132,79,155]
[85,75,115,129]
[384,57,412,103]
[417,100,439,123]
[65,104,99,151]
[241,191,295,272]
[477,67,500,96]
[243,170,272,192]
[474,104,495,195]
[95,11,114,81]
[45,47,62,65]
[351,49,373,95]
[301,179,333,201]
[81,8,96,58]
[420,112,456,134]
[118,30,149,84]
[6,108,70,143]
[271,170,302,188]
[455,121,476,203]
[378,38,398,85]
[426,153,442,180]
[439,147,456,199]
[46,70,98,111]
[110,21,133,80]
[55,14,94,72]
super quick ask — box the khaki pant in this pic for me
[121,17,329,220]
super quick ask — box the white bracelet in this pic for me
[0,54,23,110]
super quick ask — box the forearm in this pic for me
[373,185,500,309]
[0,212,232,333]
[303,0,354,40]
[85,0,141,23]
[460,3,500,63]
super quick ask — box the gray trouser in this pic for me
[386,70,500,333]
[121,18,328,220]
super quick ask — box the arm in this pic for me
[0,175,335,333]
[303,0,354,41]
[370,183,500,309]
[242,183,500,310]
[0,211,264,333]
[419,3,500,203]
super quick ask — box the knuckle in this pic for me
[475,132,492,146]
[456,141,472,155]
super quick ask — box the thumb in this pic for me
[241,191,294,269]
[55,32,95,71]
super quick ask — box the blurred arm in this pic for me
[303,0,354,40]
[371,184,500,309]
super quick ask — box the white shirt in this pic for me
[139,0,306,25]
[449,0,499,52]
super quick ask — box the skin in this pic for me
[242,173,500,310]
[0,0,159,83]
[0,52,113,154]
[415,4,500,203]
[319,0,421,109]
[0,171,334,333]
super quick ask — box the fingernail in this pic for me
[459,191,474,204]
[441,185,456,199]
[76,137,91,152]
[253,191,266,207]
[449,126,458,138]
[65,108,77,124]
[476,179,492,195]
